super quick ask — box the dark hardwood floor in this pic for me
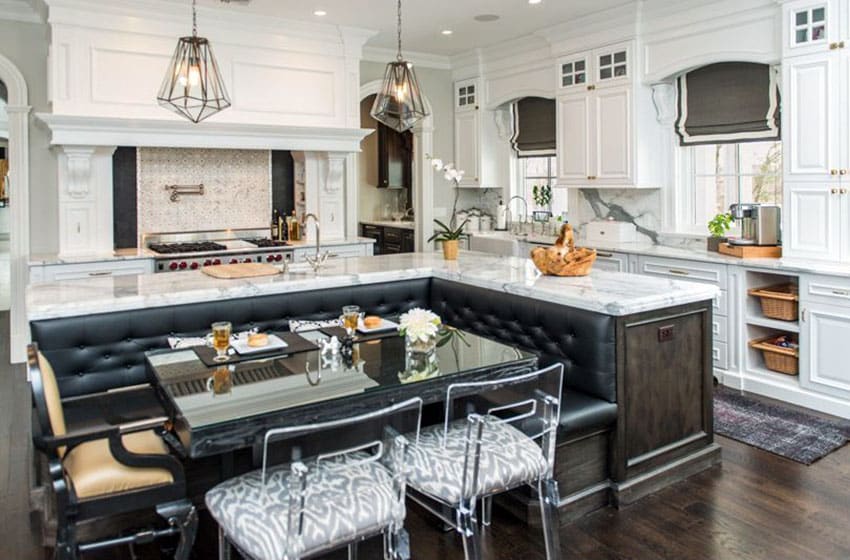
[3,310,850,559]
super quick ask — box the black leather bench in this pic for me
[30,277,617,438]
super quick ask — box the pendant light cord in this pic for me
[396,0,403,61]
[192,0,198,37]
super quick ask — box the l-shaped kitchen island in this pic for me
[26,251,720,524]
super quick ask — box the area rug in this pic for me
[714,389,850,465]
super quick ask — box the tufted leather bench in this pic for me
[30,277,617,437]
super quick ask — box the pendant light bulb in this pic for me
[157,0,231,123]
[370,0,429,132]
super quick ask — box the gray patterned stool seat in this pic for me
[205,457,400,560]
[407,417,548,505]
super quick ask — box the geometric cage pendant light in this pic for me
[371,0,429,132]
[157,0,231,123]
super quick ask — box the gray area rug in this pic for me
[714,389,850,464]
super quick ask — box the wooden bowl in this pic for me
[530,224,597,277]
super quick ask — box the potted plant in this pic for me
[707,212,734,252]
[428,218,469,260]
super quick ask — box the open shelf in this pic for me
[745,314,801,333]
[745,324,799,380]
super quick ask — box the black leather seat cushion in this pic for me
[31,279,431,397]
[429,279,617,404]
[559,391,618,436]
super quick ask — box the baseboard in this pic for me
[497,482,611,527]
[612,443,722,506]
[722,370,850,419]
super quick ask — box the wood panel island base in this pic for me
[27,252,720,530]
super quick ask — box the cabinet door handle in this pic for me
[841,41,846,49]
[831,169,839,176]
[88,271,113,277]
[830,42,840,50]
[841,169,848,175]
[832,289,850,296]
[832,188,840,194]
[597,252,614,258]
[668,269,690,276]
[801,308,807,322]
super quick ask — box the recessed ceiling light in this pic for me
[313,9,327,16]
[528,0,543,4]
[441,29,453,35]
[474,14,500,22]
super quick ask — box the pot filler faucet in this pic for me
[301,213,330,272]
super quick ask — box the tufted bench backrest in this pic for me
[429,278,616,403]
[31,279,431,398]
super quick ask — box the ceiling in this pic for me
[192,0,634,56]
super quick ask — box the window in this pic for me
[685,141,782,232]
[514,156,567,218]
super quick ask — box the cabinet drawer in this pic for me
[361,224,382,238]
[383,228,403,243]
[712,314,728,344]
[638,256,727,289]
[714,289,728,318]
[713,342,729,370]
[35,259,154,282]
[594,250,629,272]
[802,274,850,307]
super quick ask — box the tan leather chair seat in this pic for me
[63,430,174,499]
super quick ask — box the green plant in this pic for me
[707,212,734,238]
[428,219,469,242]
[532,184,552,207]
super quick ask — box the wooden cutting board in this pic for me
[201,263,281,279]
[718,243,782,259]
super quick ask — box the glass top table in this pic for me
[146,328,537,458]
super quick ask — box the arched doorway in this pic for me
[358,81,434,251]
[0,54,31,364]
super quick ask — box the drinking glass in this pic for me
[211,321,232,362]
[206,365,233,395]
[341,305,361,338]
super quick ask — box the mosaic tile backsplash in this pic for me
[137,148,271,235]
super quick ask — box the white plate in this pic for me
[357,318,399,334]
[231,334,288,355]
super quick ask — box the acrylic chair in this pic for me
[206,397,423,560]
[405,363,564,560]
[27,343,197,560]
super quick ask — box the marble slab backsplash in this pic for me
[569,188,662,244]
[137,148,271,235]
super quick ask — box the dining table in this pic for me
[145,326,538,460]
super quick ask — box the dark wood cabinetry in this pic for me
[360,223,415,255]
[377,124,413,204]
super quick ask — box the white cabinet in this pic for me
[800,301,850,398]
[555,41,660,189]
[782,0,836,58]
[29,258,154,283]
[292,242,370,263]
[784,182,844,260]
[593,250,629,272]
[452,79,503,189]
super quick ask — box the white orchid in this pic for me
[398,308,442,343]
[430,158,444,171]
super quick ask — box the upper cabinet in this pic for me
[452,79,503,189]
[783,1,837,58]
[555,41,660,189]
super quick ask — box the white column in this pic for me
[56,145,117,256]
[6,104,31,365]
[413,122,435,251]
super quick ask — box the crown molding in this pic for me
[361,46,452,70]
[37,114,374,153]
[0,0,42,23]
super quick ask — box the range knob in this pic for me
[230,258,239,264]
[169,262,179,271]
[266,255,275,263]
[274,254,283,262]
[190,262,199,270]
[178,261,187,269]
[203,260,212,266]
[213,259,221,265]
[243,257,253,263]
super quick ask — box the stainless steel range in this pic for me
[145,229,292,273]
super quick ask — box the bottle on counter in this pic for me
[288,210,301,241]
[278,214,286,242]
[270,209,280,240]
[496,200,508,231]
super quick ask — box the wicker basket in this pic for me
[748,283,799,321]
[749,335,799,376]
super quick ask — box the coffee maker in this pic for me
[728,203,781,246]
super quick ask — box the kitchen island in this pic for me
[27,251,720,522]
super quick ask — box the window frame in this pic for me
[512,155,562,215]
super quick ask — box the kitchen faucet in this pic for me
[301,213,330,272]
[507,195,528,235]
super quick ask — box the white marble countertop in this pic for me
[472,231,850,278]
[27,252,718,321]
[29,238,376,266]
[360,220,415,230]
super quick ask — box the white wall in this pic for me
[360,61,455,220]
[0,20,58,254]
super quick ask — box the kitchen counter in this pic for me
[29,237,376,266]
[27,251,718,321]
[359,220,415,230]
[472,230,850,278]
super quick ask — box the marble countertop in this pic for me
[29,238,376,266]
[360,220,415,230]
[27,252,718,321]
[472,231,850,278]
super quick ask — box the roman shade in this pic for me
[512,97,556,158]
[676,62,780,146]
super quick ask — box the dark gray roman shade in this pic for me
[511,97,556,158]
[676,62,780,146]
